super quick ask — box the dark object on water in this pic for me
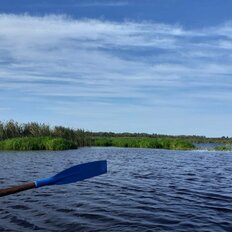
[0,160,107,197]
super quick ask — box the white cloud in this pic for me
[0,14,232,135]
[0,15,231,86]
[76,1,129,7]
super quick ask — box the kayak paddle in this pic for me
[0,160,107,197]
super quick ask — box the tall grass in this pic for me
[93,137,195,150]
[0,120,92,147]
[1,120,231,147]
[214,145,232,151]
[0,137,76,151]
[3,120,230,151]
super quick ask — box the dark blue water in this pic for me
[1,147,232,231]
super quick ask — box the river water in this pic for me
[0,147,232,231]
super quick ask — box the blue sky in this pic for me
[0,0,232,136]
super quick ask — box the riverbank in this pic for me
[93,137,195,150]
[1,136,231,151]
[0,136,195,151]
[0,137,76,151]
[0,120,231,151]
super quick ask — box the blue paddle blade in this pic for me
[35,160,107,188]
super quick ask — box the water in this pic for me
[0,147,232,232]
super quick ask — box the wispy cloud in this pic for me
[0,14,232,135]
[76,1,129,7]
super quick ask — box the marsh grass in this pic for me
[214,145,232,151]
[0,137,76,151]
[93,137,195,150]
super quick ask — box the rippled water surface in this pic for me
[1,148,232,231]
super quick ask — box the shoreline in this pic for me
[0,136,230,151]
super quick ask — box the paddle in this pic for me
[0,160,107,197]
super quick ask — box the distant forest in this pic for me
[0,120,231,146]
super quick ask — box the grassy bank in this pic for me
[213,146,232,151]
[93,137,195,150]
[0,137,76,151]
[0,136,195,151]
[1,120,232,147]
[2,120,232,151]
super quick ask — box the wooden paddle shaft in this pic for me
[0,182,36,197]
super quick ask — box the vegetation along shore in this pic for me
[0,120,231,151]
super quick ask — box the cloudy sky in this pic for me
[0,0,232,136]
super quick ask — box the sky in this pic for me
[0,0,232,137]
